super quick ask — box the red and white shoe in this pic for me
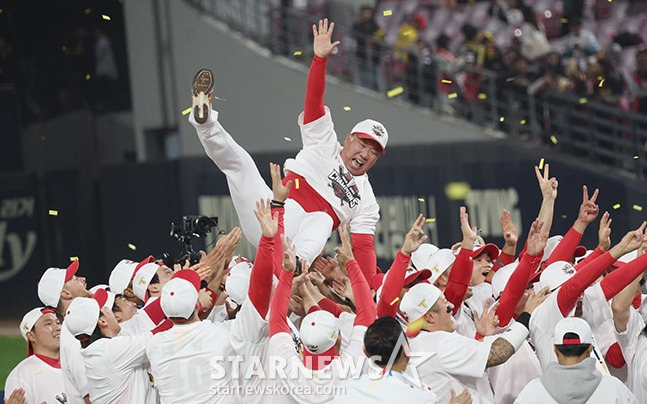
[192,69,213,124]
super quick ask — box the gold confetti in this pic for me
[441,79,452,84]
[387,86,404,98]
[478,93,487,100]
[520,119,526,125]
[539,158,545,170]
[561,215,568,219]
[633,205,643,212]
[448,92,458,99]
[506,77,514,82]
[418,197,425,202]
[181,107,192,115]
[445,182,471,200]
[70,256,79,262]
[426,218,436,223]
[102,14,111,21]
[383,9,392,16]
[499,117,505,122]
[560,18,569,23]
[598,79,605,88]
[48,210,58,216]
[84,8,92,14]
[85,74,91,80]
[634,155,639,160]
[390,297,400,306]
[578,97,587,104]
[406,316,426,337]
[550,135,558,144]
[293,51,302,56]
[213,96,227,101]
[343,106,351,111]
[613,204,621,209]
[295,178,300,189]
[128,243,137,250]
[284,137,292,142]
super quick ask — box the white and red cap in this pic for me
[472,242,499,260]
[410,243,439,270]
[542,235,563,261]
[226,261,253,305]
[300,310,340,357]
[160,269,200,320]
[403,266,432,287]
[491,261,519,298]
[37,260,80,307]
[422,249,456,285]
[554,317,592,345]
[350,119,388,154]
[535,260,576,292]
[132,262,160,302]
[64,288,111,337]
[108,259,139,294]
[20,307,56,355]
[400,283,442,322]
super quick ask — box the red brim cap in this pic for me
[132,255,156,280]
[404,269,432,287]
[472,243,500,260]
[573,246,587,258]
[302,344,338,370]
[355,133,386,154]
[171,269,201,291]
[65,260,80,282]
[92,288,109,307]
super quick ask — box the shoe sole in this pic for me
[192,69,213,124]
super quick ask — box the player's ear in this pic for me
[148,283,161,294]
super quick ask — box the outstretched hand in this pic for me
[312,18,340,58]
[500,209,518,247]
[401,214,428,256]
[597,211,612,251]
[270,162,291,203]
[535,163,558,201]
[254,198,279,238]
[576,185,600,226]
[334,224,355,265]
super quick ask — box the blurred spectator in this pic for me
[406,38,435,106]
[352,5,385,91]
[488,0,524,26]
[394,14,426,64]
[476,31,503,70]
[630,49,647,114]
[561,0,585,36]
[89,24,119,112]
[433,33,466,115]
[519,5,551,62]
[456,23,479,63]
[562,17,601,70]
[528,51,570,96]
[589,55,627,108]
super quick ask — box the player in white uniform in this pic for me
[190,18,387,285]
[515,317,637,403]
[37,260,93,404]
[64,288,159,404]
[5,307,67,404]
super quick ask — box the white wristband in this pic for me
[497,321,529,352]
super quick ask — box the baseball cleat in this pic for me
[192,69,213,124]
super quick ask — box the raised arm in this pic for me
[497,209,518,269]
[304,19,340,124]
[269,235,298,336]
[534,163,558,239]
[445,206,477,315]
[270,162,291,278]
[248,198,279,319]
[575,211,611,269]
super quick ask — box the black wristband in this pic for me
[517,312,531,330]
[271,199,285,206]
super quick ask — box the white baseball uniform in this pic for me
[80,333,157,404]
[60,324,90,404]
[335,370,438,403]
[614,307,647,402]
[5,355,67,404]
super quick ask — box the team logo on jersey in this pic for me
[328,165,360,208]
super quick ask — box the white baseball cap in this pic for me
[64,288,111,337]
[226,261,253,305]
[472,242,500,260]
[20,307,56,355]
[350,119,388,153]
[400,283,442,322]
[554,317,592,345]
[403,266,432,287]
[410,243,439,270]
[38,260,80,307]
[299,310,340,355]
[491,261,519,298]
[616,250,638,266]
[422,249,456,285]
[543,235,563,261]
[132,263,159,302]
[160,269,200,320]
[89,284,109,294]
[536,260,576,292]
[108,259,139,294]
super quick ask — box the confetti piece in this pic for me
[506,77,514,82]
[578,97,587,104]
[406,316,426,337]
[441,79,452,84]
[613,204,621,210]
[478,93,487,100]
[499,117,505,122]
[383,9,392,16]
[102,14,111,20]
[181,107,192,115]
[539,158,545,170]
[633,205,643,212]
[293,51,302,56]
[634,155,639,160]
[445,182,471,200]
[343,106,351,111]
[387,86,404,98]
[598,79,605,88]
[70,256,79,262]
[426,218,436,223]
[85,74,91,80]
[520,119,527,125]
[418,197,425,202]
[84,8,92,14]
[550,135,558,144]
[560,18,569,23]
[48,210,58,216]
[213,96,227,101]
[284,137,292,142]
[448,93,458,99]
[561,215,567,219]
[128,243,137,250]
[390,297,400,306]
[295,178,300,189]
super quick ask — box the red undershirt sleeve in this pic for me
[605,342,626,368]
[269,269,293,336]
[557,251,615,316]
[445,248,473,315]
[248,235,275,319]
[347,259,377,326]
[544,227,583,267]
[303,56,327,124]
[316,298,344,318]
[599,253,647,300]
[496,252,541,327]
[351,233,378,285]
[376,251,410,318]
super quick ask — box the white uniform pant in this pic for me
[190,110,333,264]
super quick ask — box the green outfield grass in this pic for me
[0,336,26,390]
